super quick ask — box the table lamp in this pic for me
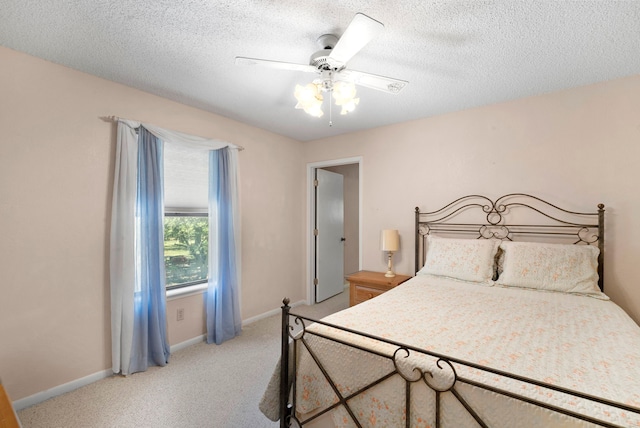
[381,229,400,277]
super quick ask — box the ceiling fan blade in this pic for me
[339,69,408,94]
[328,13,384,68]
[235,57,317,73]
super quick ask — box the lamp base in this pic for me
[385,252,396,277]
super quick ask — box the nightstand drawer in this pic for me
[347,271,412,306]
[352,283,386,303]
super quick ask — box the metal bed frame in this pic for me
[278,194,638,427]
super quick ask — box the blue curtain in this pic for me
[207,147,242,344]
[129,127,170,373]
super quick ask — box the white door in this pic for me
[315,169,345,302]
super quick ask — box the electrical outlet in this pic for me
[177,308,185,321]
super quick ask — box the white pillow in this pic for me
[417,235,500,284]
[495,241,603,297]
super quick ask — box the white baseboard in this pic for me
[170,335,205,353]
[242,299,306,326]
[13,369,113,411]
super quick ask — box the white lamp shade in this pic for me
[380,229,400,252]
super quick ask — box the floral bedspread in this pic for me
[263,275,640,427]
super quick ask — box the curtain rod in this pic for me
[100,116,245,151]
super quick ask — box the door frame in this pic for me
[306,156,363,305]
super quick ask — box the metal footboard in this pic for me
[279,299,640,428]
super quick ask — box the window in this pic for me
[164,213,208,289]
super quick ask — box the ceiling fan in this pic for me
[235,13,408,118]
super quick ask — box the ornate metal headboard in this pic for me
[415,194,605,290]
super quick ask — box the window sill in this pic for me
[166,282,208,300]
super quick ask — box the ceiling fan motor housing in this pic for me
[310,34,344,70]
[310,49,335,69]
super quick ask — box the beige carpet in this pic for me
[17,290,348,428]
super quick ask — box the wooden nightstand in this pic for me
[347,270,412,306]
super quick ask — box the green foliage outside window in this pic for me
[164,215,208,288]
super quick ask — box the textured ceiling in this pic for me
[2,1,640,142]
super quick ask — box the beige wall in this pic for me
[304,74,640,325]
[166,293,207,346]
[0,46,306,401]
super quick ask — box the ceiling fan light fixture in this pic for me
[294,78,359,118]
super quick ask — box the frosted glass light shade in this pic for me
[381,229,400,252]
[294,83,324,117]
[333,81,359,115]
